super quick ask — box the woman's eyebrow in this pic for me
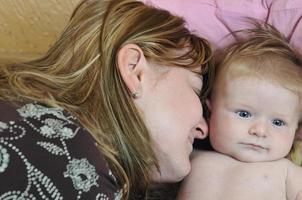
[190,65,204,76]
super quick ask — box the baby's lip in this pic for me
[240,142,268,151]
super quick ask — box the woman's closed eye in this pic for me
[235,110,252,118]
[193,88,201,97]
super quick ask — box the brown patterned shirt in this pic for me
[0,101,121,200]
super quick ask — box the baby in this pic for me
[177,24,302,200]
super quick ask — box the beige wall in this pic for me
[0,0,80,63]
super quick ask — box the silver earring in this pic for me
[131,91,140,98]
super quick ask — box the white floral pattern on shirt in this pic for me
[0,103,119,200]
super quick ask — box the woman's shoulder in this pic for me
[0,101,121,200]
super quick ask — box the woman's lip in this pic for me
[188,137,194,145]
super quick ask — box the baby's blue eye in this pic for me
[236,110,252,118]
[272,119,285,127]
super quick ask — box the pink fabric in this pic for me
[142,0,302,53]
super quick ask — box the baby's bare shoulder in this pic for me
[191,150,238,166]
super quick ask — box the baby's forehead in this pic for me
[216,56,302,94]
[212,61,302,121]
[218,75,300,117]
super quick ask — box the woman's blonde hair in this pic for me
[0,0,213,198]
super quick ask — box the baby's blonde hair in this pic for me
[215,22,302,101]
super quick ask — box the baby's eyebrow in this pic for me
[271,113,290,122]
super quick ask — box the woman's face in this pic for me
[135,63,208,182]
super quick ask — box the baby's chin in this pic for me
[230,153,281,163]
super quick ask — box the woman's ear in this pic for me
[117,44,145,98]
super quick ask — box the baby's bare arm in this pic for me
[286,160,302,200]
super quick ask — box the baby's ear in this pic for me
[289,126,302,166]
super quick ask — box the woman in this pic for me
[0,0,213,199]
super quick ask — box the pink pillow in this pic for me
[142,0,302,53]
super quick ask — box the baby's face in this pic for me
[209,75,300,162]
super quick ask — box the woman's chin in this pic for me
[151,162,191,183]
